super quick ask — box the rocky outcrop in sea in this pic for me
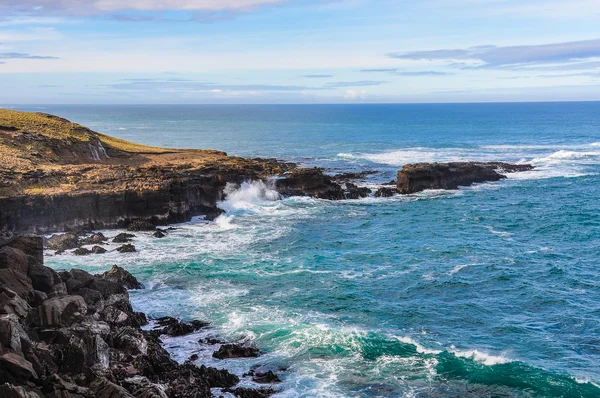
[396,162,534,194]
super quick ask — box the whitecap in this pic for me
[449,346,511,366]
[397,336,442,355]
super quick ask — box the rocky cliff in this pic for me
[0,110,371,234]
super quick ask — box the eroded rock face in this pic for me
[396,162,534,194]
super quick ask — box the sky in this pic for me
[0,0,599,104]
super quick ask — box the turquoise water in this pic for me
[20,103,600,397]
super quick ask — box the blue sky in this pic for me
[0,0,599,103]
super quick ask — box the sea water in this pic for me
[15,102,600,397]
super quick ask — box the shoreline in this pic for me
[0,235,282,398]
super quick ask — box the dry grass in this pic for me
[0,109,289,198]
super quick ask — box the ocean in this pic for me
[13,103,600,397]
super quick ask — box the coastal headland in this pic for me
[0,109,532,235]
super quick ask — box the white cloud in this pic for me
[0,0,286,15]
[344,89,367,100]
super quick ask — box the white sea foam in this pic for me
[450,346,511,366]
[448,264,473,275]
[397,336,442,355]
[219,180,280,214]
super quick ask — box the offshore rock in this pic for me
[112,233,135,243]
[396,162,534,194]
[213,344,259,359]
[116,244,136,253]
[46,234,80,252]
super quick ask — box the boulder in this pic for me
[251,370,282,384]
[152,231,165,239]
[90,377,135,398]
[0,383,42,398]
[0,246,29,275]
[0,313,26,353]
[69,269,95,287]
[91,246,107,254]
[116,244,136,254]
[212,344,259,359]
[37,296,87,327]
[101,265,142,290]
[72,248,91,256]
[46,234,79,252]
[27,264,54,293]
[0,352,38,382]
[112,233,135,244]
[82,232,107,245]
[396,162,534,194]
[89,279,128,299]
[0,269,34,303]
[375,187,395,198]
[2,236,44,265]
[0,287,31,318]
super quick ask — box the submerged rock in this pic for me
[396,162,534,194]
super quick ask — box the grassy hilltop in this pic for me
[0,109,286,198]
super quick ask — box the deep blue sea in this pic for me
[12,103,600,397]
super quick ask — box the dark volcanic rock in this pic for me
[72,247,91,256]
[116,244,136,253]
[276,168,345,200]
[155,316,208,336]
[101,265,142,290]
[251,370,282,384]
[375,187,395,198]
[152,230,165,238]
[112,233,135,243]
[224,387,277,398]
[396,162,534,194]
[126,220,156,232]
[46,233,79,251]
[344,183,370,199]
[332,170,377,182]
[0,236,256,398]
[213,344,259,359]
[91,245,107,254]
[82,232,107,245]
